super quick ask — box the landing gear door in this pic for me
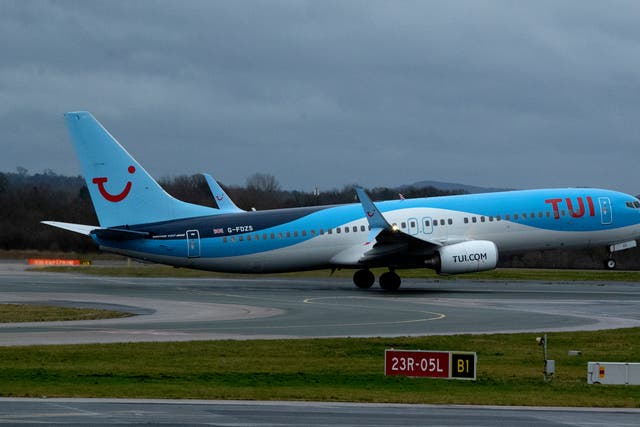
[598,197,613,225]
[186,229,201,258]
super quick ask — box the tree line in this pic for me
[1,169,638,269]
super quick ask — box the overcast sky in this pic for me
[2,1,640,193]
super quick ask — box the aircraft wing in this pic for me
[330,188,443,266]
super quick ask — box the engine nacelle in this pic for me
[430,240,498,274]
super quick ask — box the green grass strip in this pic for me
[0,329,639,406]
[0,304,132,323]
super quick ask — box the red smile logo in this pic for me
[92,165,136,202]
[215,195,225,201]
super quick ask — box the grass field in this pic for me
[0,330,639,406]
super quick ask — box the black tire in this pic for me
[379,271,401,291]
[606,259,616,270]
[353,269,375,289]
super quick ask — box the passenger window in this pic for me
[328,229,333,234]
[239,236,244,242]
[433,220,438,227]
[230,236,235,242]
[472,217,477,223]
[514,214,519,220]
[353,226,358,232]
[286,231,291,238]
[302,230,307,236]
[496,216,501,221]
[294,231,298,237]
[311,230,316,236]
[488,216,493,222]
[448,218,453,225]
[278,232,283,239]
[263,233,268,240]
[425,220,431,226]
[360,225,366,232]
[480,216,485,222]
[223,237,227,243]
[247,235,251,241]
[337,228,342,234]
[401,222,407,229]
[320,228,325,235]
[505,214,510,221]
[410,221,416,228]
[464,218,468,224]
[345,227,349,233]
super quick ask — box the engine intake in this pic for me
[428,240,498,274]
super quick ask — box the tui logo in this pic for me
[92,165,136,202]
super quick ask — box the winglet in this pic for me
[202,173,244,213]
[355,187,394,242]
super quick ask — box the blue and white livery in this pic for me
[43,112,640,290]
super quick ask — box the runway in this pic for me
[1,262,640,345]
[1,398,639,426]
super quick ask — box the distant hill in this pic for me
[408,180,513,194]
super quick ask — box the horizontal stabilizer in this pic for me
[41,221,97,236]
[91,228,150,240]
[42,221,149,240]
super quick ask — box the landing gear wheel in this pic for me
[379,271,401,291]
[605,258,617,270]
[353,269,375,289]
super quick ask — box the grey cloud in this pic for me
[1,1,640,193]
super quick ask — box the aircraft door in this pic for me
[186,229,201,258]
[422,217,433,234]
[407,218,419,235]
[599,197,613,225]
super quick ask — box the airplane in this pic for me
[43,111,640,291]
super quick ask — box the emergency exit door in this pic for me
[186,229,201,258]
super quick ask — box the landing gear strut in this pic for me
[353,269,375,289]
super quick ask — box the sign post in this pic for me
[385,350,476,381]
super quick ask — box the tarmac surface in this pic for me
[1,262,640,345]
[2,261,640,425]
[1,398,639,426]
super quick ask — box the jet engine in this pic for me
[427,240,498,274]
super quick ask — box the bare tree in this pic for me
[246,173,281,193]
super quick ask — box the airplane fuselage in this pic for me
[95,187,640,273]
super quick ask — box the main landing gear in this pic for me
[353,269,401,291]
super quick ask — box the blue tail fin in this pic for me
[65,111,217,227]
